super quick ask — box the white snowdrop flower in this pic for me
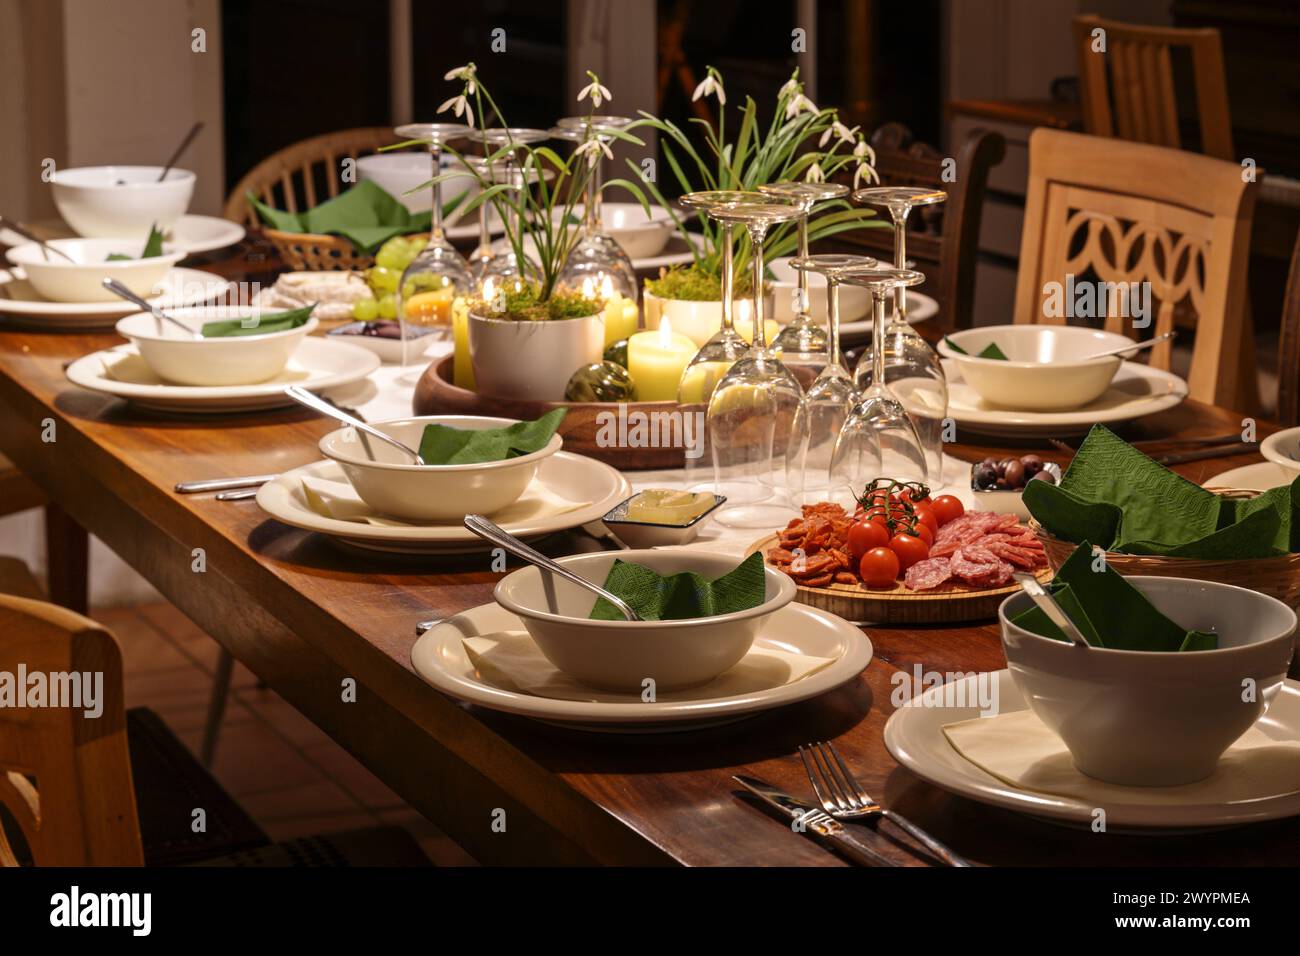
[692,72,726,106]
[574,137,614,167]
[853,161,880,189]
[577,74,613,109]
[805,162,826,184]
[437,94,474,128]
[444,63,477,95]
[785,93,818,119]
[819,120,858,147]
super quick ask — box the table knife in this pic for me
[175,474,277,493]
[732,774,898,867]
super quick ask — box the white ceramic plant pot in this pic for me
[468,310,605,400]
[642,289,775,348]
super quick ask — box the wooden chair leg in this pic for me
[201,648,235,767]
[43,503,89,615]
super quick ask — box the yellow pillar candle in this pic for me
[628,317,698,401]
[451,297,474,390]
[677,360,734,405]
[602,292,640,346]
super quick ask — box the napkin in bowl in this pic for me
[943,336,1007,360]
[1011,541,1217,650]
[589,552,765,622]
[461,629,836,703]
[1024,425,1300,559]
[418,408,567,465]
[106,224,165,261]
[944,708,1300,805]
[248,180,435,254]
[200,304,317,338]
[299,472,585,526]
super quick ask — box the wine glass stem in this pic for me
[750,225,767,349]
[430,143,444,240]
[721,224,734,333]
[891,208,908,321]
[872,287,887,388]
[828,276,841,367]
[587,149,604,234]
[796,212,810,317]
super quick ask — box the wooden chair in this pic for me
[1014,128,1258,411]
[0,560,428,866]
[223,127,400,227]
[828,122,1006,333]
[0,461,87,614]
[1072,14,1234,161]
[1277,228,1300,427]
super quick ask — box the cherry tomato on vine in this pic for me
[859,547,900,588]
[914,522,934,546]
[888,533,930,571]
[912,503,939,537]
[847,518,890,559]
[931,495,964,526]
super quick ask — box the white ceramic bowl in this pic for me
[1260,426,1300,476]
[551,203,676,259]
[641,289,773,348]
[318,415,562,522]
[600,493,725,548]
[356,153,475,218]
[940,325,1136,411]
[495,548,797,690]
[115,306,318,386]
[6,238,185,303]
[51,166,195,237]
[1000,576,1296,786]
[768,256,872,324]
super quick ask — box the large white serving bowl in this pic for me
[319,415,562,522]
[551,203,676,259]
[495,549,797,691]
[355,153,476,218]
[999,576,1297,787]
[1260,426,1300,477]
[51,166,195,237]
[940,324,1136,411]
[115,305,318,386]
[768,256,872,323]
[6,238,185,303]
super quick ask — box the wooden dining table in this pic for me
[1,238,1296,867]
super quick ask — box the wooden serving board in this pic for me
[413,355,686,469]
[746,534,1053,625]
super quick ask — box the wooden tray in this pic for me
[413,355,687,469]
[746,534,1052,624]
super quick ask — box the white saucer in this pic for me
[839,292,937,335]
[942,358,1188,437]
[0,267,231,329]
[885,670,1300,829]
[65,337,379,413]
[1204,461,1297,492]
[411,600,872,732]
[256,455,631,553]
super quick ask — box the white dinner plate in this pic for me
[839,292,937,335]
[886,670,1300,829]
[411,600,872,731]
[0,215,245,256]
[0,267,232,329]
[1204,461,1297,492]
[492,233,697,273]
[64,336,379,413]
[256,454,631,553]
[942,358,1188,437]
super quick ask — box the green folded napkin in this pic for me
[1024,425,1300,559]
[247,180,435,254]
[1012,541,1217,651]
[200,304,316,338]
[945,336,1008,360]
[590,552,766,622]
[417,408,567,465]
[107,223,165,261]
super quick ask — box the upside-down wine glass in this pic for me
[475,128,550,300]
[787,253,878,507]
[552,116,638,303]
[831,268,930,497]
[850,186,950,480]
[675,189,772,491]
[758,181,850,386]
[705,200,807,528]
[393,123,472,376]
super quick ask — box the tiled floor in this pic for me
[97,600,477,866]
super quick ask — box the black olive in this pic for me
[973,463,998,489]
[1004,459,1026,488]
[1020,454,1044,477]
[1029,470,1056,484]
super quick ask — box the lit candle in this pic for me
[627,317,698,402]
[583,275,639,346]
[451,296,474,390]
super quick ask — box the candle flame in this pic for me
[600,274,615,300]
[659,316,674,348]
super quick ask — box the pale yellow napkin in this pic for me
[300,474,587,527]
[461,630,836,703]
[944,709,1300,805]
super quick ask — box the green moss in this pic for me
[644,264,755,302]
[477,284,600,322]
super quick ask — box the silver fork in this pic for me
[799,740,972,867]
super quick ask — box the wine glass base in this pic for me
[712,496,800,530]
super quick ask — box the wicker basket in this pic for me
[263,229,430,271]
[1029,487,1300,610]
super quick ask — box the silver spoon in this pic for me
[0,216,76,262]
[101,278,202,339]
[463,514,641,621]
[1081,330,1175,362]
[283,385,426,465]
[1012,572,1089,648]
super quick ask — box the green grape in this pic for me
[374,246,403,271]
[377,293,398,319]
[352,297,379,321]
[367,266,400,295]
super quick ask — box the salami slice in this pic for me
[904,557,952,591]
